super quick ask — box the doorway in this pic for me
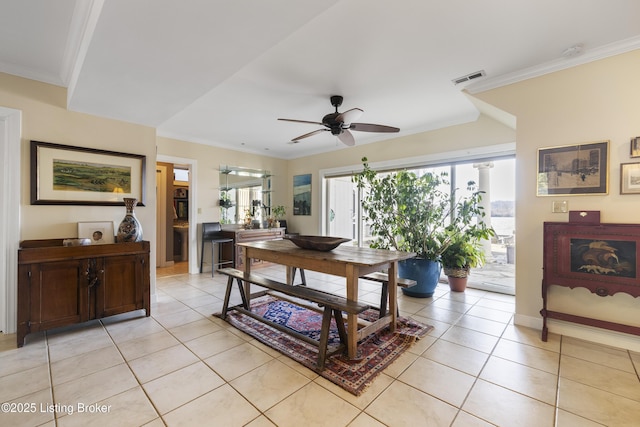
[156,155,198,275]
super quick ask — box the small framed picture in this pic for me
[78,221,115,244]
[620,162,640,194]
[631,137,640,158]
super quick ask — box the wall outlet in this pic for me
[552,200,568,213]
[197,208,202,214]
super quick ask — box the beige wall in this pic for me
[0,72,158,302]
[474,49,640,349]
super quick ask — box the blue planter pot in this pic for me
[399,258,441,298]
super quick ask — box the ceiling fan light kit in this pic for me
[278,95,399,146]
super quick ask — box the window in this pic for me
[325,157,515,249]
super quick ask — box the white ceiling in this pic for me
[2,0,640,159]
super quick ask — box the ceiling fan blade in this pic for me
[292,128,327,142]
[337,129,355,146]
[336,108,363,125]
[349,123,400,133]
[278,118,324,126]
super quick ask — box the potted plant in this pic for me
[272,205,286,228]
[440,226,494,292]
[353,157,493,297]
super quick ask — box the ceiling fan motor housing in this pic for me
[322,112,344,134]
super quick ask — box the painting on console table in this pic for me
[30,140,146,206]
[570,238,636,278]
[544,222,640,289]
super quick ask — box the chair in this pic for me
[199,222,234,276]
[278,219,291,235]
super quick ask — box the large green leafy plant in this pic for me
[353,157,494,262]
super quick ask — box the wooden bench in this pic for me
[288,268,415,317]
[217,267,370,370]
[360,272,416,317]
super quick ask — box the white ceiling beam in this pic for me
[63,0,104,107]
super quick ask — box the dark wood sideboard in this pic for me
[541,222,640,341]
[17,239,150,347]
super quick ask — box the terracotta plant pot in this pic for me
[447,275,468,292]
[443,266,469,292]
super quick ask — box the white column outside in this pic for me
[473,162,494,262]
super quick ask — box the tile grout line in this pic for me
[129,288,272,425]
[446,291,507,427]
[99,317,165,425]
[43,332,58,426]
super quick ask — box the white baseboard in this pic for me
[514,314,640,352]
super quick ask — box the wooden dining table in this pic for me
[236,239,416,359]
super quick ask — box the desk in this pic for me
[237,239,415,358]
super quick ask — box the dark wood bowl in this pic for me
[284,235,351,251]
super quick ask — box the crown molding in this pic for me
[466,35,640,94]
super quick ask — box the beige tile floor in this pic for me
[1,263,640,427]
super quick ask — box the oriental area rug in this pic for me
[221,296,433,395]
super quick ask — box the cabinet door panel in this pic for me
[32,260,87,331]
[98,255,143,317]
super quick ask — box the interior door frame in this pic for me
[156,154,198,274]
[156,165,170,267]
[0,107,21,334]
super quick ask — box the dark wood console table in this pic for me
[17,239,150,347]
[541,222,640,341]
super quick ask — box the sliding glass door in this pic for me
[324,156,515,294]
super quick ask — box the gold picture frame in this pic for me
[536,141,609,196]
[620,162,640,195]
[631,137,640,158]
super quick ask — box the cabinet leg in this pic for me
[540,309,548,342]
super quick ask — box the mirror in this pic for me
[219,165,272,226]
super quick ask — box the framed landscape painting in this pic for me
[30,140,146,206]
[536,141,608,196]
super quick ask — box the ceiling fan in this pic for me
[278,95,400,146]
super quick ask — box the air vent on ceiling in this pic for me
[452,70,486,85]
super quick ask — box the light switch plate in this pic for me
[552,200,568,213]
